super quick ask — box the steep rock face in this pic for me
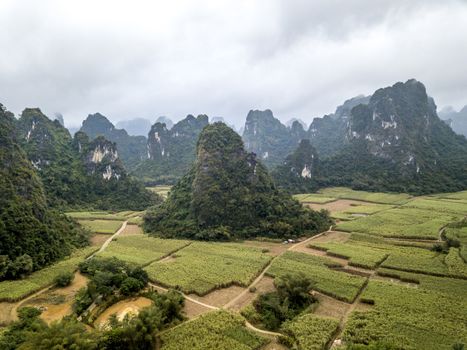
[144,123,332,240]
[84,137,125,180]
[134,114,209,183]
[320,80,467,193]
[272,139,320,193]
[80,113,147,170]
[155,116,174,130]
[439,105,467,137]
[308,95,370,157]
[242,110,303,167]
[0,104,88,276]
[16,109,158,210]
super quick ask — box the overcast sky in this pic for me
[1,0,467,129]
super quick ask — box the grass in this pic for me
[318,187,411,204]
[402,197,467,215]
[444,224,467,262]
[146,185,172,199]
[266,251,367,302]
[281,314,339,350]
[98,235,190,266]
[293,194,336,204]
[77,219,123,234]
[145,242,272,295]
[336,207,461,240]
[0,246,97,302]
[66,211,132,220]
[332,203,394,221]
[343,279,467,350]
[160,310,267,350]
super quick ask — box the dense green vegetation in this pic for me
[160,310,266,350]
[267,251,366,302]
[145,123,332,240]
[280,314,339,350]
[343,280,467,349]
[145,242,271,295]
[99,235,189,265]
[245,274,317,331]
[0,246,96,301]
[134,115,209,184]
[272,139,320,193]
[0,289,185,350]
[15,108,160,211]
[0,104,91,278]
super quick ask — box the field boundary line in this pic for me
[88,220,127,259]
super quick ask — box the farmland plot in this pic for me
[160,310,267,350]
[318,187,411,204]
[343,280,467,350]
[98,235,189,266]
[337,207,460,239]
[0,246,97,302]
[266,251,366,302]
[77,219,123,234]
[145,242,272,295]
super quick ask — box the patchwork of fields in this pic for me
[2,188,466,349]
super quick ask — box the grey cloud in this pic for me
[0,0,466,130]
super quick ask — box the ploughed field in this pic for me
[1,189,467,349]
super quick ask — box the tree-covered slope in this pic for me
[272,139,320,193]
[133,114,209,184]
[242,109,306,168]
[144,123,332,240]
[16,109,159,210]
[319,80,467,193]
[0,104,89,279]
[80,113,147,170]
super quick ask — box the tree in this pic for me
[54,271,75,287]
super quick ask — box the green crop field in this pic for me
[332,203,394,221]
[77,219,123,234]
[445,224,467,262]
[402,197,467,214]
[318,187,411,204]
[146,185,172,199]
[293,194,336,203]
[66,211,133,220]
[343,279,467,349]
[309,241,388,269]
[145,242,272,295]
[98,235,190,265]
[336,207,461,239]
[266,251,367,302]
[0,246,97,302]
[281,314,339,350]
[160,311,266,350]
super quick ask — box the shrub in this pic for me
[54,272,74,287]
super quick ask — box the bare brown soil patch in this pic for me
[242,241,289,256]
[314,293,350,319]
[91,234,112,247]
[188,285,246,308]
[159,255,177,263]
[228,276,276,312]
[121,224,143,236]
[354,302,374,312]
[183,299,211,319]
[94,297,153,327]
[311,231,350,244]
[307,199,371,213]
[0,303,15,325]
[22,272,89,324]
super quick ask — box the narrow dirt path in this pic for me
[89,221,127,259]
[148,283,219,311]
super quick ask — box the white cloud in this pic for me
[0,0,466,129]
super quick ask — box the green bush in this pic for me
[54,271,74,287]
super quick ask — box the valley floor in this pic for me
[1,187,466,349]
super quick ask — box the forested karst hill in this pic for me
[0,104,89,278]
[144,122,331,239]
[16,109,159,210]
[80,113,147,170]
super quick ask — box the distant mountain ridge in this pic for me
[439,105,467,138]
[80,113,147,170]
